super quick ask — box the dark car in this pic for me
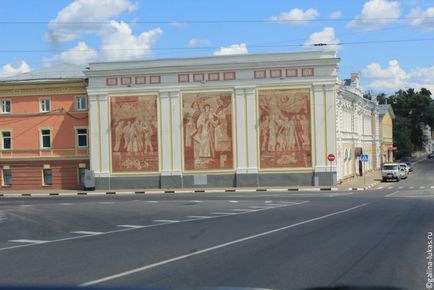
[405,162,413,172]
[428,153,434,159]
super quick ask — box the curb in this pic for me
[347,180,381,191]
[0,187,339,198]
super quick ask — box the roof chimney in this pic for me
[351,72,360,90]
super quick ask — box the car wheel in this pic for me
[382,178,387,182]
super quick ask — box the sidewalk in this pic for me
[336,170,382,191]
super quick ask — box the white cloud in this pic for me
[100,21,162,60]
[46,0,136,43]
[303,27,341,51]
[214,43,248,56]
[362,59,434,92]
[408,7,434,31]
[347,0,400,31]
[187,38,211,48]
[45,41,98,66]
[268,8,319,24]
[329,11,342,20]
[0,61,32,77]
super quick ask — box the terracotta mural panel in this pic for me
[259,89,312,169]
[183,92,233,171]
[110,95,159,172]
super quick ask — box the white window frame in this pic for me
[40,98,51,112]
[75,96,87,111]
[1,131,11,150]
[40,129,51,149]
[2,168,12,186]
[1,99,11,114]
[42,168,53,186]
[75,127,88,148]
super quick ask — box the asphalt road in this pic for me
[0,160,433,290]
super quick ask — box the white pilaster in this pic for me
[234,87,247,173]
[88,94,100,175]
[98,94,110,177]
[245,87,258,173]
[169,90,182,175]
[159,91,171,176]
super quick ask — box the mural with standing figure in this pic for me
[110,95,159,172]
[259,88,312,168]
[183,91,233,171]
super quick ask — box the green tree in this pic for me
[393,116,412,159]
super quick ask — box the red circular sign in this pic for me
[327,154,336,162]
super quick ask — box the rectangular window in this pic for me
[79,168,86,185]
[76,128,88,148]
[2,131,11,150]
[40,98,50,112]
[3,169,12,186]
[76,96,87,111]
[43,169,52,186]
[1,99,11,113]
[41,129,51,149]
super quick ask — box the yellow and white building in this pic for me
[85,51,341,189]
[378,105,395,164]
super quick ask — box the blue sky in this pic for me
[1,0,434,93]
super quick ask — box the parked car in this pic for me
[405,162,413,172]
[428,153,434,159]
[399,163,409,178]
[382,163,401,182]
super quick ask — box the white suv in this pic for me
[382,163,401,182]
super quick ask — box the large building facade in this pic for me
[379,104,395,164]
[336,73,381,182]
[0,65,89,190]
[85,51,340,189]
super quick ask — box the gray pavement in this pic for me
[0,160,433,289]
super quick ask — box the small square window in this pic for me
[193,73,204,82]
[41,129,51,149]
[286,68,298,77]
[2,131,11,150]
[40,99,50,112]
[135,76,146,84]
[302,68,314,77]
[223,72,236,80]
[3,169,12,186]
[76,128,88,148]
[254,70,266,79]
[106,78,118,86]
[121,77,132,85]
[270,69,282,78]
[149,76,161,84]
[207,72,220,81]
[1,100,11,113]
[76,96,87,111]
[43,169,52,186]
[178,74,189,83]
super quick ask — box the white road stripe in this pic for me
[409,186,414,189]
[387,186,394,189]
[99,202,114,204]
[190,200,202,203]
[385,191,400,197]
[152,219,179,223]
[420,186,426,189]
[377,186,384,189]
[248,206,273,209]
[228,200,238,203]
[186,216,212,219]
[71,231,104,235]
[58,203,73,205]
[431,186,434,189]
[210,212,236,215]
[231,209,255,212]
[81,203,368,286]
[9,239,49,244]
[264,201,273,203]
[266,204,286,207]
[398,186,404,189]
[117,225,144,229]
[143,201,159,203]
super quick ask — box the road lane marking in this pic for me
[231,209,256,212]
[385,191,400,197]
[9,239,49,244]
[0,201,309,252]
[409,186,414,189]
[210,212,237,215]
[248,206,273,209]
[71,231,104,235]
[80,203,368,286]
[58,203,73,205]
[264,201,273,203]
[398,186,404,189]
[185,216,212,219]
[99,202,114,205]
[152,220,179,223]
[189,200,202,203]
[117,225,145,229]
[420,186,426,189]
[143,201,159,203]
[387,186,394,189]
[228,200,238,203]
[377,186,384,189]
[431,186,434,189]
